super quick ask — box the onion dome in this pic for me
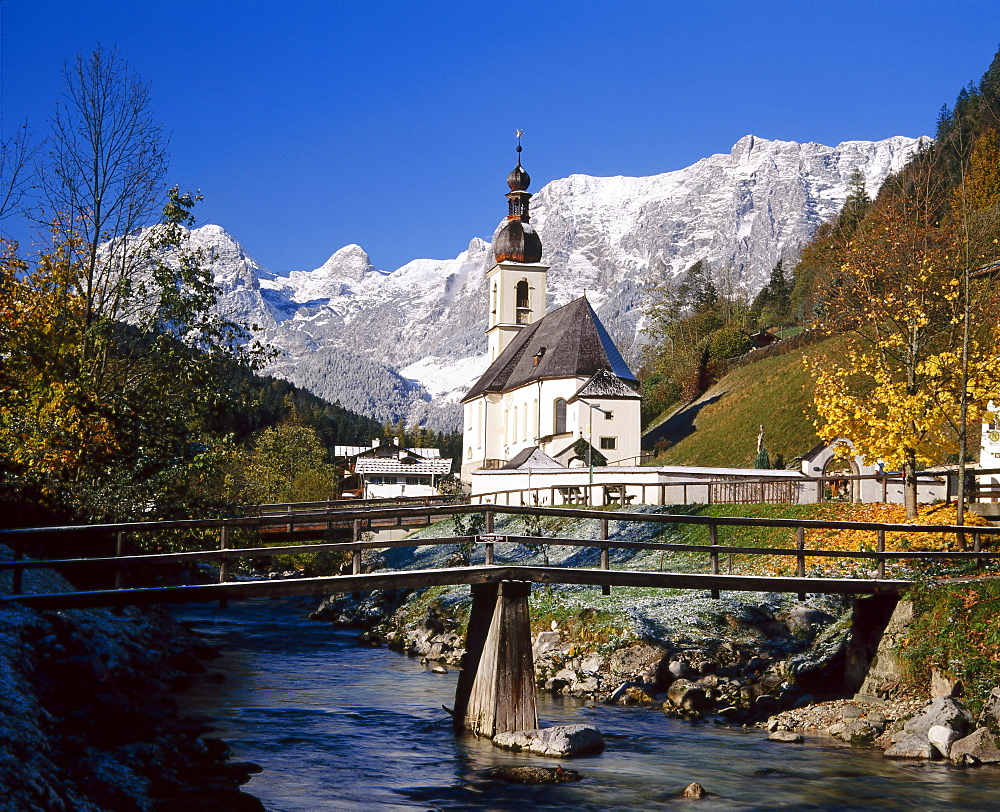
[493,218,543,264]
[507,152,531,191]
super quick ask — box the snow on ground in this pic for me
[400,354,489,402]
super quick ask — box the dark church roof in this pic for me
[462,297,638,402]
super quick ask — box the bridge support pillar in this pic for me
[455,581,537,738]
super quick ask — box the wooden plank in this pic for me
[1,565,912,611]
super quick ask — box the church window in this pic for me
[491,282,497,316]
[600,436,617,450]
[516,280,529,309]
[512,406,518,442]
[604,410,614,420]
[554,399,567,435]
[522,406,528,441]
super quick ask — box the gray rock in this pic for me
[484,765,582,784]
[492,724,605,758]
[681,782,706,798]
[930,668,963,699]
[668,659,696,680]
[532,631,562,659]
[840,704,864,719]
[903,698,974,739]
[836,719,884,745]
[884,733,936,759]
[667,680,714,712]
[928,724,959,758]
[768,731,803,743]
[950,728,1000,764]
[978,687,1000,732]
[785,605,835,636]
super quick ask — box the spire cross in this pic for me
[515,129,523,156]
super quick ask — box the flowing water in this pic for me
[175,599,1000,811]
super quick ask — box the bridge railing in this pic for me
[2,502,999,604]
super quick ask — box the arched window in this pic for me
[522,405,528,441]
[491,282,498,316]
[511,406,518,443]
[554,399,567,435]
[515,280,529,309]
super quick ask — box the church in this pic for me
[460,145,642,483]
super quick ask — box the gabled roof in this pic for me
[501,446,564,469]
[462,297,637,402]
[570,368,641,401]
[355,458,453,475]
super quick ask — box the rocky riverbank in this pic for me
[0,549,263,811]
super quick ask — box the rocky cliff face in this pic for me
[203,134,927,430]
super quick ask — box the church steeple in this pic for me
[493,133,543,264]
[486,132,548,361]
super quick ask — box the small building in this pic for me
[355,456,453,500]
[334,439,450,499]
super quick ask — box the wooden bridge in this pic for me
[2,499,998,738]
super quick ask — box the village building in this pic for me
[334,438,452,499]
[460,146,642,483]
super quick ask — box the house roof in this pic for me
[501,446,565,469]
[355,458,453,475]
[462,297,637,402]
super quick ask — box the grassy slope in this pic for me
[646,335,845,468]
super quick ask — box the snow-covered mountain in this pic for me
[204,134,928,431]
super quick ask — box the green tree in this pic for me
[235,421,335,505]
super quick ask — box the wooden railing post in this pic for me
[796,526,806,601]
[351,518,362,600]
[484,510,494,565]
[876,528,885,581]
[600,517,610,596]
[115,531,125,589]
[219,525,230,609]
[11,542,22,596]
[709,524,719,599]
[974,532,982,569]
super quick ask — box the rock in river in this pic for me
[484,765,582,784]
[492,724,605,757]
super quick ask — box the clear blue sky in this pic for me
[2,1,998,273]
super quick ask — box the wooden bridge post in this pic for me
[974,532,983,569]
[709,524,719,599]
[600,518,610,596]
[462,581,537,738]
[453,582,499,731]
[796,526,806,601]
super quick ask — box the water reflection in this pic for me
[175,599,1000,811]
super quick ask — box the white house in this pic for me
[460,146,642,483]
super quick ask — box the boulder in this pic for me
[835,719,884,745]
[903,697,974,739]
[768,731,803,743]
[977,687,1000,732]
[484,766,581,784]
[884,733,936,759]
[667,680,713,712]
[928,724,959,758]
[930,668,963,699]
[492,724,605,758]
[681,782,706,798]
[785,605,835,636]
[950,728,1000,764]
[532,631,563,659]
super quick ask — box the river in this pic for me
[174,598,1000,810]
